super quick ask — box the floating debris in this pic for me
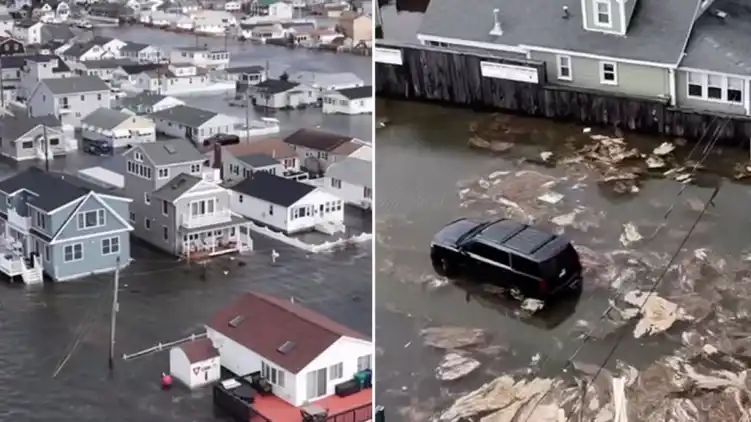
[541,151,555,162]
[421,326,487,349]
[623,290,690,338]
[435,352,481,381]
[653,142,676,156]
[619,222,643,247]
[538,191,564,205]
[583,127,592,133]
[646,155,666,169]
[521,298,545,313]
[552,209,580,227]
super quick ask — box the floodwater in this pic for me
[0,27,372,421]
[374,99,751,419]
[98,26,373,142]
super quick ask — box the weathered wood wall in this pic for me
[375,42,751,144]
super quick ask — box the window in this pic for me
[364,186,372,199]
[101,236,119,255]
[63,243,83,262]
[144,193,150,205]
[306,368,327,400]
[45,245,50,262]
[467,241,510,266]
[35,211,46,229]
[595,0,611,26]
[50,138,59,145]
[77,209,105,229]
[268,204,274,215]
[21,141,33,149]
[190,163,201,173]
[80,95,84,101]
[600,61,617,85]
[728,77,743,103]
[162,226,168,241]
[239,194,243,203]
[158,167,169,179]
[97,93,102,101]
[688,72,704,98]
[512,256,541,277]
[129,212,135,222]
[134,151,143,162]
[144,218,151,230]
[557,55,572,81]
[329,363,343,380]
[331,178,342,189]
[318,151,328,160]
[162,200,169,216]
[190,199,216,216]
[357,355,372,371]
[707,74,723,99]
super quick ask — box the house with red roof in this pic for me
[206,292,372,407]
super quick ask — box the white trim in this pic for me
[669,68,676,106]
[599,61,618,85]
[679,66,751,81]
[38,196,83,215]
[54,260,132,282]
[101,235,120,256]
[173,187,225,201]
[746,79,751,115]
[51,227,131,245]
[522,45,675,69]
[157,167,170,179]
[97,193,133,203]
[619,0,626,34]
[144,217,151,230]
[63,242,84,263]
[49,193,134,244]
[594,0,613,28]
[76,208,106,230]
[685,70,747,109]
[144,192,150,205]
[416,33,529,55]
[556,54,572,81]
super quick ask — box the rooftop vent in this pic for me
[489,8,503,36]
[277,341,296,354]
[713,9,727,19]
[562,5,570,19]
[164,144,177,154]
[228,314,245,327]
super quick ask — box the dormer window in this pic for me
[595,0,612,27]
[134,151,143,162]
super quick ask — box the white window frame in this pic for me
[594,0,612,27]
[357,355,372,371]
[687,71,705,99]
[134,151,143,162]
[685,71,746,106]
[77,209,105,230]
[329,362,343,380]
[157,167,170,179]
[556,55,572,81]
[144,192,150,205]
[144,217,151,230]
[599,61,618,85]
[63,242,84,262]
[101,236,120,255]
[190,163,201,174]
[162,200,169,216]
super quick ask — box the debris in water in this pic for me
[653,142,676,156]
[541,151,554,162]
[421,326,487,349]
[435,352,481,381]
[619,222,643,247]
[623,290,690,338]
[583,127,592,133]
[538,191,564,205]
[552,209,580,227]
[468,136,491,149]
[646,155,666,169]
[521,298,545,313]
[489,170,511,179]
[490,141,514,153]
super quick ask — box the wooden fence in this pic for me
[375,41,751,145]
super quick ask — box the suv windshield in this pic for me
[456,221,492,246]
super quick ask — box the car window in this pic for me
[466,242,510,266]
[541,245,580,279]
[511,256,541,277]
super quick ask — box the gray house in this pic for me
[224,153,284,184]
[122,140,253,258]
[0,114,72,161]
[0,167,133,283]
[417,0,751,116]
[27,75,111,127]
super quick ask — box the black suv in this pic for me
[430,218,582,299]
[82,139,113,156]
[203,133,240,147]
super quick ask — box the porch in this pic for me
[180,216,253,260]
[252,389,372,422]
[0,234,43,284]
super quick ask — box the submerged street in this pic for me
[375,99,751,420]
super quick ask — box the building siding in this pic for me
[49,233,130,280]
[531,51,670,99]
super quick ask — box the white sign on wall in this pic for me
[480,61,539,84]
[375,47,403,66]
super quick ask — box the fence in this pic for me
[326,403,373,422]
[247,221,372,253]
[375,41,751,144]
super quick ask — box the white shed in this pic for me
[169,338,221,389]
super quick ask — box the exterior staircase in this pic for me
[20,255,43,285]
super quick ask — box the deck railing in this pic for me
[326,403,373,422]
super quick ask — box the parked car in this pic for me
[203,133,240,146]
[82,139,113,156]
[76,19,93,29]
[110,87,126,100]
[430,218,582,299]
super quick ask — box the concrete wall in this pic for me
[530,51,670,98]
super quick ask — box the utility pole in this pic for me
[42,124,49,172]
[245,90,250,142]
[0,54,5,108]
[109,257,120,371]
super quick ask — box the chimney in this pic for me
[489,8,503,36]
[212,142,222,179]
[562,6,570,19]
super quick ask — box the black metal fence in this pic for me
[325,403,373,422]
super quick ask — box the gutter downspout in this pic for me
[671,0,705,107]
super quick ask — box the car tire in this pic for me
[431,255,457,278]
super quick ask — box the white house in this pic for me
[191,10,237,36]
[283,128,366,174]
[61,42,113,62]
[230,172,344,234]
[249,79,318,109]
[206,292,372,406]
[0,113,73,161]
[224,1,241,11]
[134,64,213,95]
[28,76,111,127]
[12,22,43,45]
[169,338,221,389]
[81,107,156,148]
[90,36,128,57]
[289,71,364,100]
[120,42,163,63]
[150,105,239,144]
[210,138,301,183]
[322,157,371,210]
[323,86,372,115]
[170,46,230,69]
[268,1,293,19]
[119,92,185,115]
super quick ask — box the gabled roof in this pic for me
[120,41,152,53]
[119,63,165,75]
[151,173,203,202]
[120,92,181,109]
[0,113,61,141]
[42,76,109,95]
[178,338,218,363]
[133,139,205,166]
[680,0,751,75]
[81,108,132,130]
[150,105,219,128]
[225,65,264,74]
[231,172,315,207]
[207,292,367,374]
[333,85,372,100]
[62,41,101,58]
[326,157,371,188]
[0,167,88,212]
[80,58,136,69]
[419,0,701,65]
[213,138,295,165]
[40,23,75,43]
[253,78,299,94]
[237,153,279,168]
[283,128,353,152]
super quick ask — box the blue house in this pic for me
[0,167,134,283]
